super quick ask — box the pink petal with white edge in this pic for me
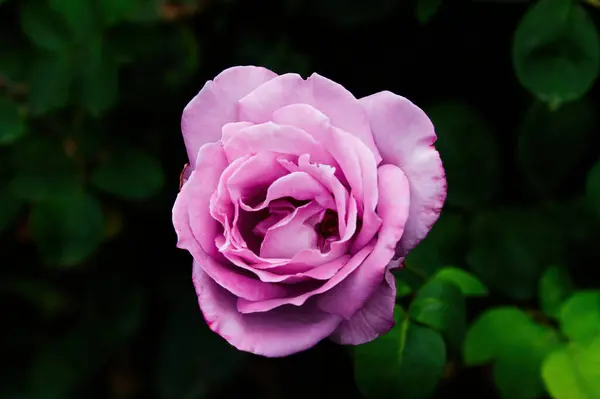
[238,73,382,164]
[329,269,396,344]
[182,66,277,167]
[360,91,446,257]
[317,164,410,319]
[193,263,342,357]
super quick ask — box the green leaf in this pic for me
[27,51,72,115]
[493,328,561,399]
[426,101,500,209]
[0,96,25,146]
[513,0,600,105]
[463,307,560,399]
[558,290,600,343]
[432,267,489,297]
[395,274,413,298]
[542,337,600,399]
[92,148,164,200]
[400,211,468,289]
[518,99,595,196]
[76,37,118,116]
[19,0,71,52]
[409,279,466,350]
[158,275,244,399]
[0,186,22,233]
[416,0,442,24]
[30,191,104,267]
[539,265,574,319]
[99,0,138,26]
[48,0,98,41]
[466,208,563,300]
[585,159,600,220]
[9,136,80,202]
[355,306,446,399]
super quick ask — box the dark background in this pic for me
[1,0,599,398]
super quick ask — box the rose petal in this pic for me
[260,202,324,258]
[360,91,446,257]
[329,269,396,345]
[238,73,382,164]
[272,105,381,252]
[279,154,349,238]
[317,164,410,319]
[181,143,228,257]
[236,242,374,314]
[194,264,342,357]
[223,122,336,166]
[176,193,289,301]
[239,171,335,212]
[225,251,349,284]
[182,66,277,167]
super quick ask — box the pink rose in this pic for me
[172,66,446,357]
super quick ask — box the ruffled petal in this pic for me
[182,66,277,167]
[360,91,446,257]
[176,190,289,301]
[260,202,324,259]
[329,269,396,344]
[238,73,382,164]
[317,164,410,319]
[194,264,342,357]
[239,171,335,212]
[236,242,374,314]
[222,122,336,166]
[271,105,380,252]
[183,143,228,257]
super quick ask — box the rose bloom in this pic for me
[172,66,446,357]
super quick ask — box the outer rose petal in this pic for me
[317,164,410,319]
[184,143,228,257]
[329,269,396,344]
[193,263,342,357]
[238,73,382,164]
[360,91,446,257]
[182,66,277,167]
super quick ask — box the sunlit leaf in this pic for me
[558,290,600,343]
[463,307,560,399]
[542,337,600,399]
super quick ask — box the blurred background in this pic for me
[2,0,600,398]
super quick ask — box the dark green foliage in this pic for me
[1,0,600,398]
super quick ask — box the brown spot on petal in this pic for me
[179,163,189,190]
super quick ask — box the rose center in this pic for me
[317,209,339,239]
